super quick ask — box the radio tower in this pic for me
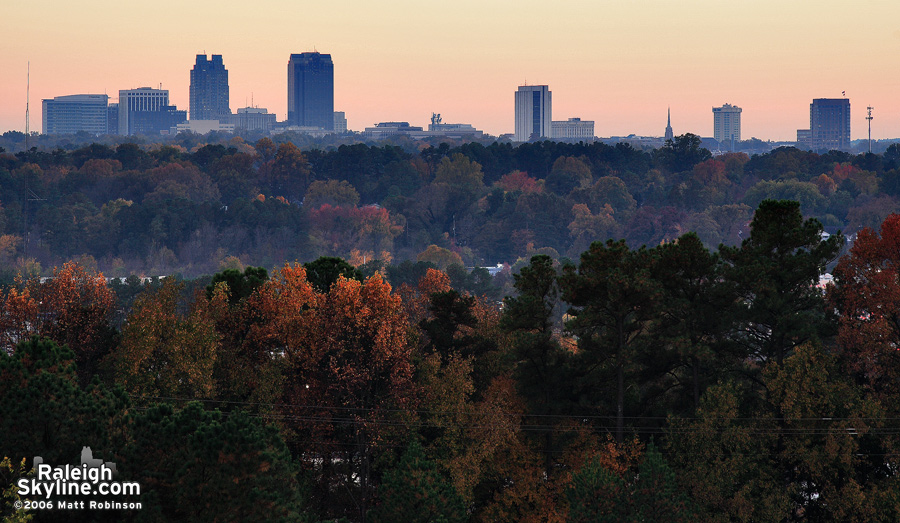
[23,62,30,271]
[25,62,30,150]
[866,106,874,153]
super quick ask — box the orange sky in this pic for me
[2,0,900,140]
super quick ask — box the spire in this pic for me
[664,107,674,142]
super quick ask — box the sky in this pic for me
[2,0,900,141]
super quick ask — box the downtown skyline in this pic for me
[3,0,900,140]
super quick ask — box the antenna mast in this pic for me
[866,106,874,154]
[23,61,30,273]
[25,62,30,150]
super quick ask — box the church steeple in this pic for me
[664,107,674,142]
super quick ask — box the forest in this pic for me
[2,133,900,283]
[3,198,900,521]
[4,134,900,521]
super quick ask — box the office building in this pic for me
[288,52,334,130]
[233,107,277,133]
[175,120,235,134]
[810,98,850,152]
[713,103,741,148]
[514,85,551,142]
[118,88,186,135]
[190,54,230,121]
[796,129,812,150]
[107,103,118,135]
[551,117,594,142]
[42,94,109,135]
[334,111,348,133]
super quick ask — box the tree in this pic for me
[545,156,592,195]
[0,337,127,468]
[830,213,900,402]
[566,444,696,523]
[112,279,221,399]
[0,262,117,386]
[649,233,732,412]
[302,256,363,293]
[417,245,464,270]
[560,240,660,443]
[123,402,311,523]
[269,142,309,197]
[205,266,268,305]
[433,153,485,195]
[720,200,843,366]
[655,133,712,173]
[370,441,466,523]
[501,255,572,471]
[304,179,361,209]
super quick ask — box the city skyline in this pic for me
[3,0,900,140]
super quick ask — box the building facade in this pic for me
[713,103,742,148]
[514,85,551,142]
[551,117,594,142]
[42,94,109,135]
[810,98,850,152]
[189,54,230,121]
[334,111,348,133]
[288,52,334,130]
[233,107,277,133]
[118,88,186,135]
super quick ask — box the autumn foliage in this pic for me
[10,204,900,521]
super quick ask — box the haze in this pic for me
[2,0,899,140]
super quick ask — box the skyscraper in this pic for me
[713,103,742,149]
[118,88,186,136]
[810,98,850,152]
[190,54,230,121]
[514,85,551,142]
[42,94,109,135]
[288,52,334,130]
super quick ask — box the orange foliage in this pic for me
[398,268,451,328]
[309,204,402,258]
[1,262,115,382]
[498,171,543,194]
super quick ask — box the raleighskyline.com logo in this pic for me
[14,447,142,512]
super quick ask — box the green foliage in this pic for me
[560,240,660,443]
[302,256,363,293]
[655,133,712,173]
[206,266,268,305]
[720,199,843,365]
[370,441,466,523]
[566,444,696,522]
[0,337,127,466]
[304,179,361,209]
[123,402,311,523]
[1,457,33,522]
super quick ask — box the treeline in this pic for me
[5,201,900,521]
[3,136,900,279]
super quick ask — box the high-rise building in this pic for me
[118,88,186,135]
[107,103,119,135]
[810,98,850,152]
[334,111,348,134]
[664,107,674,142]
[713,103,742,149]
[288,52,334,130]
[514,85,551,142]
[190,54,230,121]
[42,94,109,135]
